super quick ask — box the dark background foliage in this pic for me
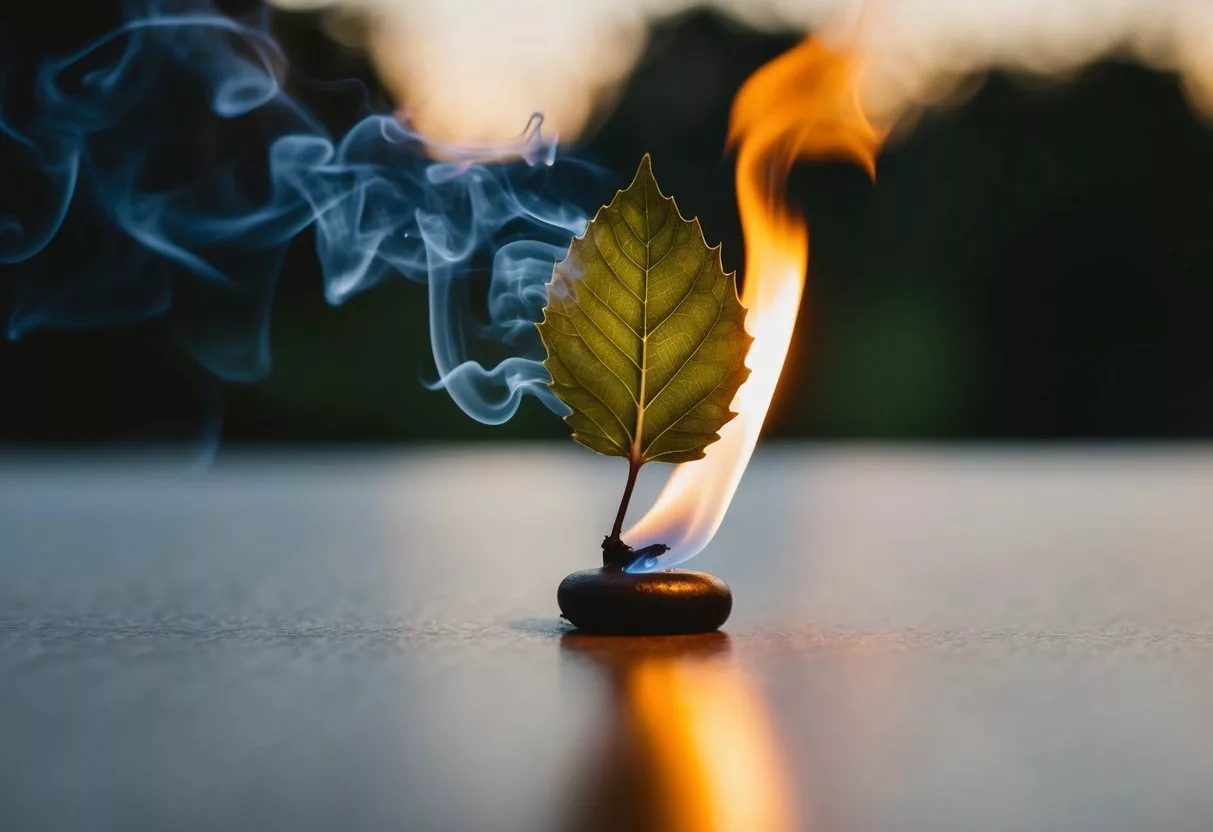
[4,1,1213,444]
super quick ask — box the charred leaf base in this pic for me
[558,568,732,635]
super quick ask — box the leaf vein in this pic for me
[648,263,708,335]
[565,312,640,407]
[643,299,726,408]
[551,373,633,446]
[589,232,644,301]
[643,370,735,457]
[606,218,646,271]
[575,279,645,344]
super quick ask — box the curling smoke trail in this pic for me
[0,0,604,423]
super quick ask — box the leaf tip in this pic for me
[631,152,661,195]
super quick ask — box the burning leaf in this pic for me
[538,155,752,565]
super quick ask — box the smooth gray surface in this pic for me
[3,445,1213,831]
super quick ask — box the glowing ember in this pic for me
[625,37,885,571]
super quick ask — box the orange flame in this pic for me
[626,37,885,569]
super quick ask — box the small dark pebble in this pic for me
[558,568,732,635]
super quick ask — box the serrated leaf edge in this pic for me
[538,154,753,465]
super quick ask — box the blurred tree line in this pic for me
[3,6,1213,443]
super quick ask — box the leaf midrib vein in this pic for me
[632,178,651,463]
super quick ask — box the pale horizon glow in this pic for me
[270,0,1213,143]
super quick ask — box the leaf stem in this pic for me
[612,459,640,541]
[602,459,641,568]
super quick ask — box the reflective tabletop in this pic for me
[3,446,1213,831]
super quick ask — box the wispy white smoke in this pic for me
[269,0,1213,142]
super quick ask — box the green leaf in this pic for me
[538,155,752,468]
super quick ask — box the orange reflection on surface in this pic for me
[626,37,886,567]
[629,658,794,832]
[562,636,794,832]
